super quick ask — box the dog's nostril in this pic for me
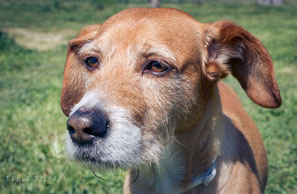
[88,117,109,137]
[83,127,93,136]
[67,124,75,134]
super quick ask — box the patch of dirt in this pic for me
[2,28,77,51]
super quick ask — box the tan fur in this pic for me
[61,8,281,193]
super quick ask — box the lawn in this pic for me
[0,0,296,193]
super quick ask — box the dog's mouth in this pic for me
[66,122,145,168]
[74,146,120,169]
[67,140,126,168]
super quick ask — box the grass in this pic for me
[0,0,296,193]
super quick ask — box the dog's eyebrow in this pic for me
[144,46,176,62]
[78,41,100,57]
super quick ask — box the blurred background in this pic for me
[0,0,296,193]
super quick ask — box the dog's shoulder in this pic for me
[217,81,268,192]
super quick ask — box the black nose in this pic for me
[67,108,109,145]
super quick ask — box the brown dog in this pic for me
[61,8,281,193]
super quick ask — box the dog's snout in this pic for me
[67,108,109,145]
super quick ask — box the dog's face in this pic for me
[61,8,281,168]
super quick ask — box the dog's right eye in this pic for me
[85,57,99,70]
[143,60,171,76]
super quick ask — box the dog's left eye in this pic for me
[144,60,170,76]
[85,57,99,70]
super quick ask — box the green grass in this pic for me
[0,1,296,193]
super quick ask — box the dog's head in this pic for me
[61,8,281,168]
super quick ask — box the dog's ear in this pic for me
[61,24,101,116]
[69,24,101,48]
[203,21,281,108]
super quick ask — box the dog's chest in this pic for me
[136,146,186,193]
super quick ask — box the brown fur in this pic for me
[61,8,281,193]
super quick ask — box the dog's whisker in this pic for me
[129,167,140,186]
[90,168,105,181]
[78,160,89,170]
[172,136,189,150]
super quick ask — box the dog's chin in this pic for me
[66,133,144,169]
[73,155,126,171]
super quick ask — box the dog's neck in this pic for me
[178,84,223,183]
[130,85,224,193]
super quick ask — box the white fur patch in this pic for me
[217,46,243,65]
[136,143,186,193]
[217,160,231,189]
[69,91,99,116]
[78,41,98,56]
[147,46,176,62]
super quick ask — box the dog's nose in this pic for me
[67,108,109,145]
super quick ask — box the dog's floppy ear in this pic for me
[203,21,281,108]
[61,24,101,116]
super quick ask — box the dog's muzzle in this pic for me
[67,108,110,145]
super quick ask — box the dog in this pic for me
[61,8,281,193]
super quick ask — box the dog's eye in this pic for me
[85,57,99,70]
[150,61,167,72]
[144,60,169,76]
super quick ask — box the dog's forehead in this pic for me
[103,8,198,27]
[90,8,205,65]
